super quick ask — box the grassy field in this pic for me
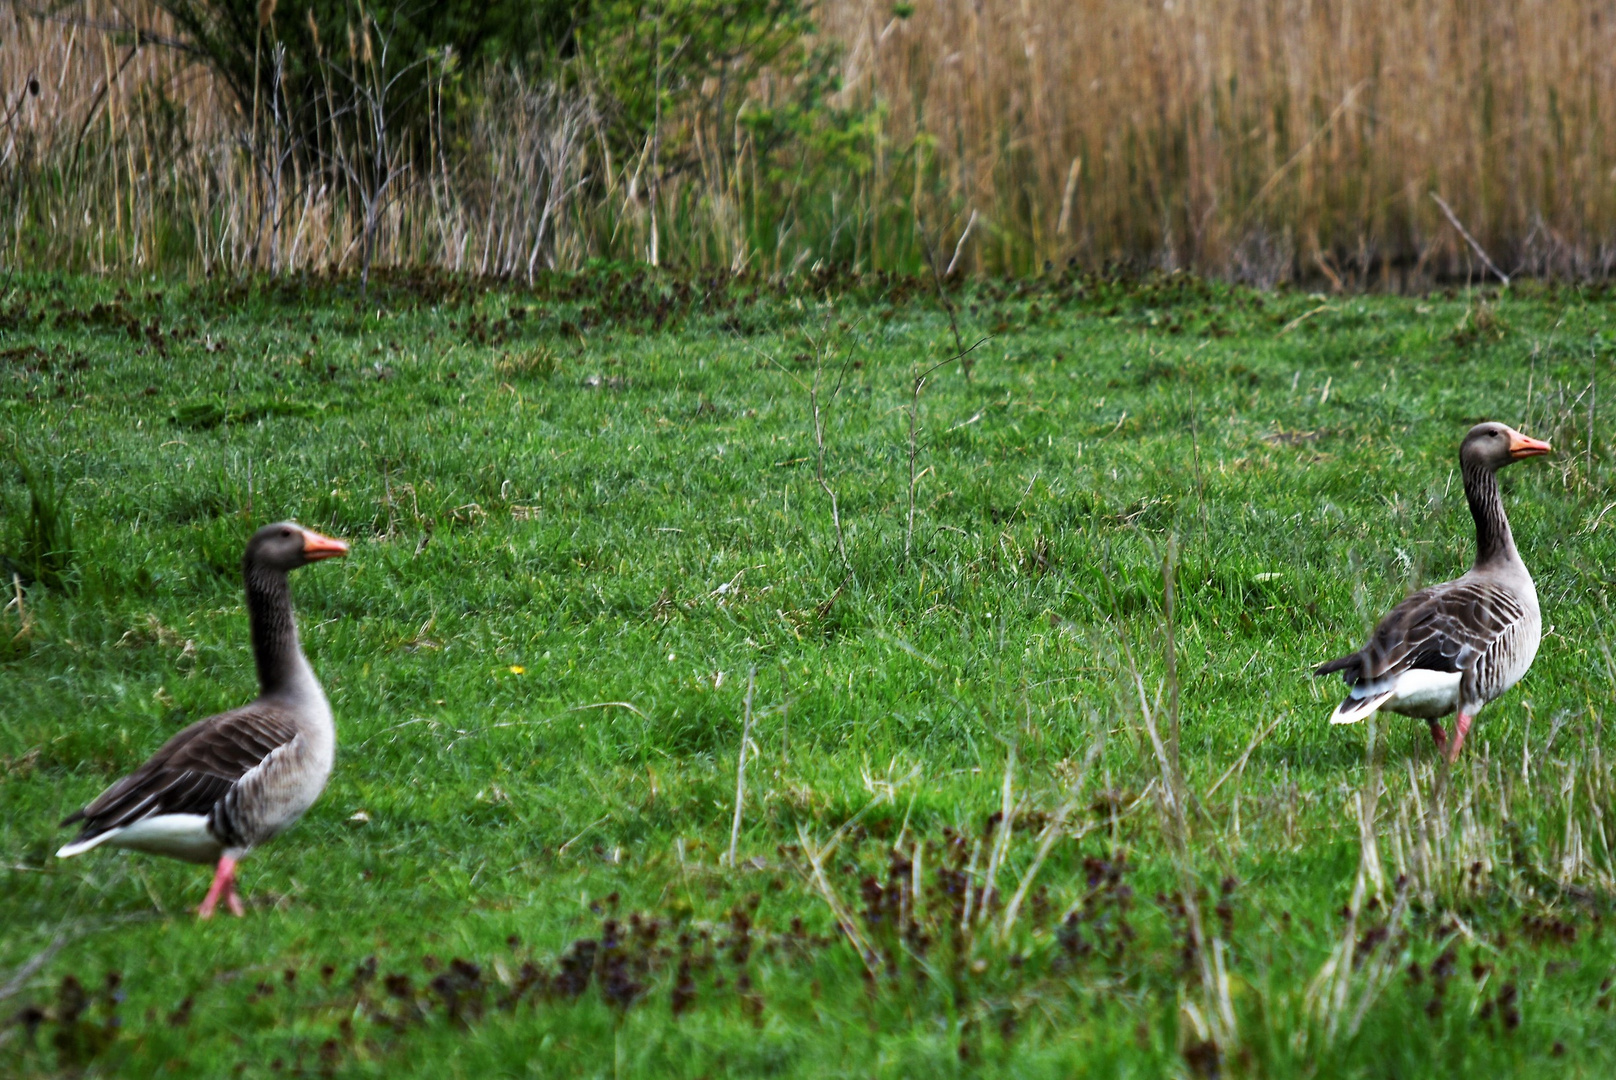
[2,269,1615,1077]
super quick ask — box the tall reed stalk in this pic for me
[821,0,1616,282]
[4,0,1615,281]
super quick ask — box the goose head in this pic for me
[245,522,349,573]
[1460,422,1551,472]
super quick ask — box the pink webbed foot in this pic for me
[1445,713,1474,764]
[198,855,243,920]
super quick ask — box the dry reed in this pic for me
[5,0,1616,281]
[823,0,1616,282]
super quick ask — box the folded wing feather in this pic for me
[1316,578,1526,721]
[60,705,300,846]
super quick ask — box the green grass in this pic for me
[2,269,1616,1078]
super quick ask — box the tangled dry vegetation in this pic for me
[2,0,1615,281]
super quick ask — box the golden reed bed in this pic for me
[5,0,1614,282]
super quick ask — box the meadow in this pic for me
[3,268,1616,1077]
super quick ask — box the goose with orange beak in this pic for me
[58,522,349,917]
[1315,423,1551,761]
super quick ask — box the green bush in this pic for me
[150,0,577,150]
[576,0,834,166]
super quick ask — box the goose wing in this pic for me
[1315,578,1526,687]
[60,704,300,842]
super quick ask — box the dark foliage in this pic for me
[146,0,576,148]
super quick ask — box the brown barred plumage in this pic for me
[57,522,347,917]
[1315,423,1548,760]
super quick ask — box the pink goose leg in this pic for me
[1427,719,1448,750]
[1445,713,1474,763]
[198,855,245,919]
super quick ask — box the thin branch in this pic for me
[1107,539,1239,1054]
[916,209,975,379]
[1245,81,1367,216]
[792,786,906,976]
[995,733,1103,939]
[556,813,611,856]
[7,572,33,640]
[1206,712,1286,798]
[70,43,142,169]
[17,5,197,55]
[1431,193,1510,286]
[725,667,758,868]
[906,334,993,564]
[944,208,979,278]
[977,743,1017,926]
[810,338,851,571]
[0,935,65,1003]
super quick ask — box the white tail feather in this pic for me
[1330,689,1395,725]
[56,830,119,859]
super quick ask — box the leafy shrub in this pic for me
[150,0,576,150]
[576,0,840,166]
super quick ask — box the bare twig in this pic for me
[916,209,976,379]
[1431,193,1510,286]
[1056,157,1082,237]
[6,572,32,640]
[906,379,922,565]
[725,667,758,868]
[907,211,989,563]
[1162,539,1183,781]
[1185,357,1212,554]
[1302,723,1407,1050]
[958,835,983,930]
[1108,538,1238,1056]
[809,333,852,571]
[557,813,610,856]
[999,737,1103,937]
[70,44,141,168]
[0,934,65,1003]
[977,744,1017,926]
[568,700,649,720]
[0,912,160,1004]
[792,785,905,976]
[1246,81,1367,215]
[814,571,853,622]
[906,335,992,564]
[1277,303,1335,336]
[1588,346,1598,481]
[944,208,979,278]
[797,821,879,975]
[1206,712,1286,798]
[17,5,195,54]
[316,10,433,297]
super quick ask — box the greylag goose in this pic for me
[1315,422,1550,761]
[57,522,348,917]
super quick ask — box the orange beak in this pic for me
[1508,432,1552,460]
[301,529,350,561]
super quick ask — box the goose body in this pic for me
[1315,423,1549,760]
[58,522,347,917]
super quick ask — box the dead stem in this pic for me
[724,667,758,869]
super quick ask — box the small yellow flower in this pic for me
[509,665,526,675]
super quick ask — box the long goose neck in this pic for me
[244,561,303,698]
[1463,459,1516,567]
